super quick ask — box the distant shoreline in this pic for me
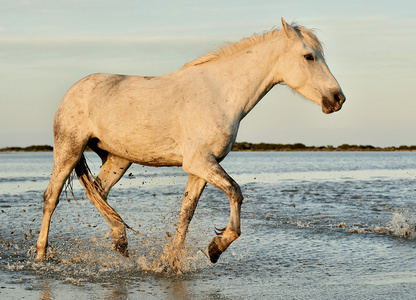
[1,143,416,152]
[0,145,53,152]
[232,142,416,152]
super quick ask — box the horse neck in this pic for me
[202,38,285,120]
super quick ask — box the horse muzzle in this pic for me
[321,91,346,114]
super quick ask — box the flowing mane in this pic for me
[184,24,324,67]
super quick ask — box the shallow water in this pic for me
[1,151,416,299]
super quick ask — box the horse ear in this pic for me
[281,17,297,40]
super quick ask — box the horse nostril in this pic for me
[334,93,345,104]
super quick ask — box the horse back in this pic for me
[55,72,238,166]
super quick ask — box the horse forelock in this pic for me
[183,23,324,68]
[292,25,324,57]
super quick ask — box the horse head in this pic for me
[278,18,346,114]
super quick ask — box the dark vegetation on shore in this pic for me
[231,142,416,151]
[1,143,416,152]
[0,145,53,152]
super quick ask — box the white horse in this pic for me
[35,18,345,264]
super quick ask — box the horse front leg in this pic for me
[208,177,243,263]
[183,156,244,263]
[173,174,207,249]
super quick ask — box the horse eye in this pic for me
[304,54,315,61]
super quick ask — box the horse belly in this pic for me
[95,131,184,167]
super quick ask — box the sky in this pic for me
[0,0,415,148]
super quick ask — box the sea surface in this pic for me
[1,151,416,299]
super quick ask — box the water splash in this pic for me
[137,241,210,274]
[389,211,416,239]
[346,210,416,239]
[4,232,210,283]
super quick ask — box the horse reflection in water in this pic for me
[35,18,345,267]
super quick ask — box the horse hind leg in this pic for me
[76,151,132,257]
[36,144,86,262]
[96,154,132,257]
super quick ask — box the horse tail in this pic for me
[74,154,127,228]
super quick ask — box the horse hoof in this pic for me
[208,238,223,263]
[113,238,129,258]
[35,253,45,263]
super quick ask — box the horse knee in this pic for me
[228,180,243,202]
[235,192,243,205]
